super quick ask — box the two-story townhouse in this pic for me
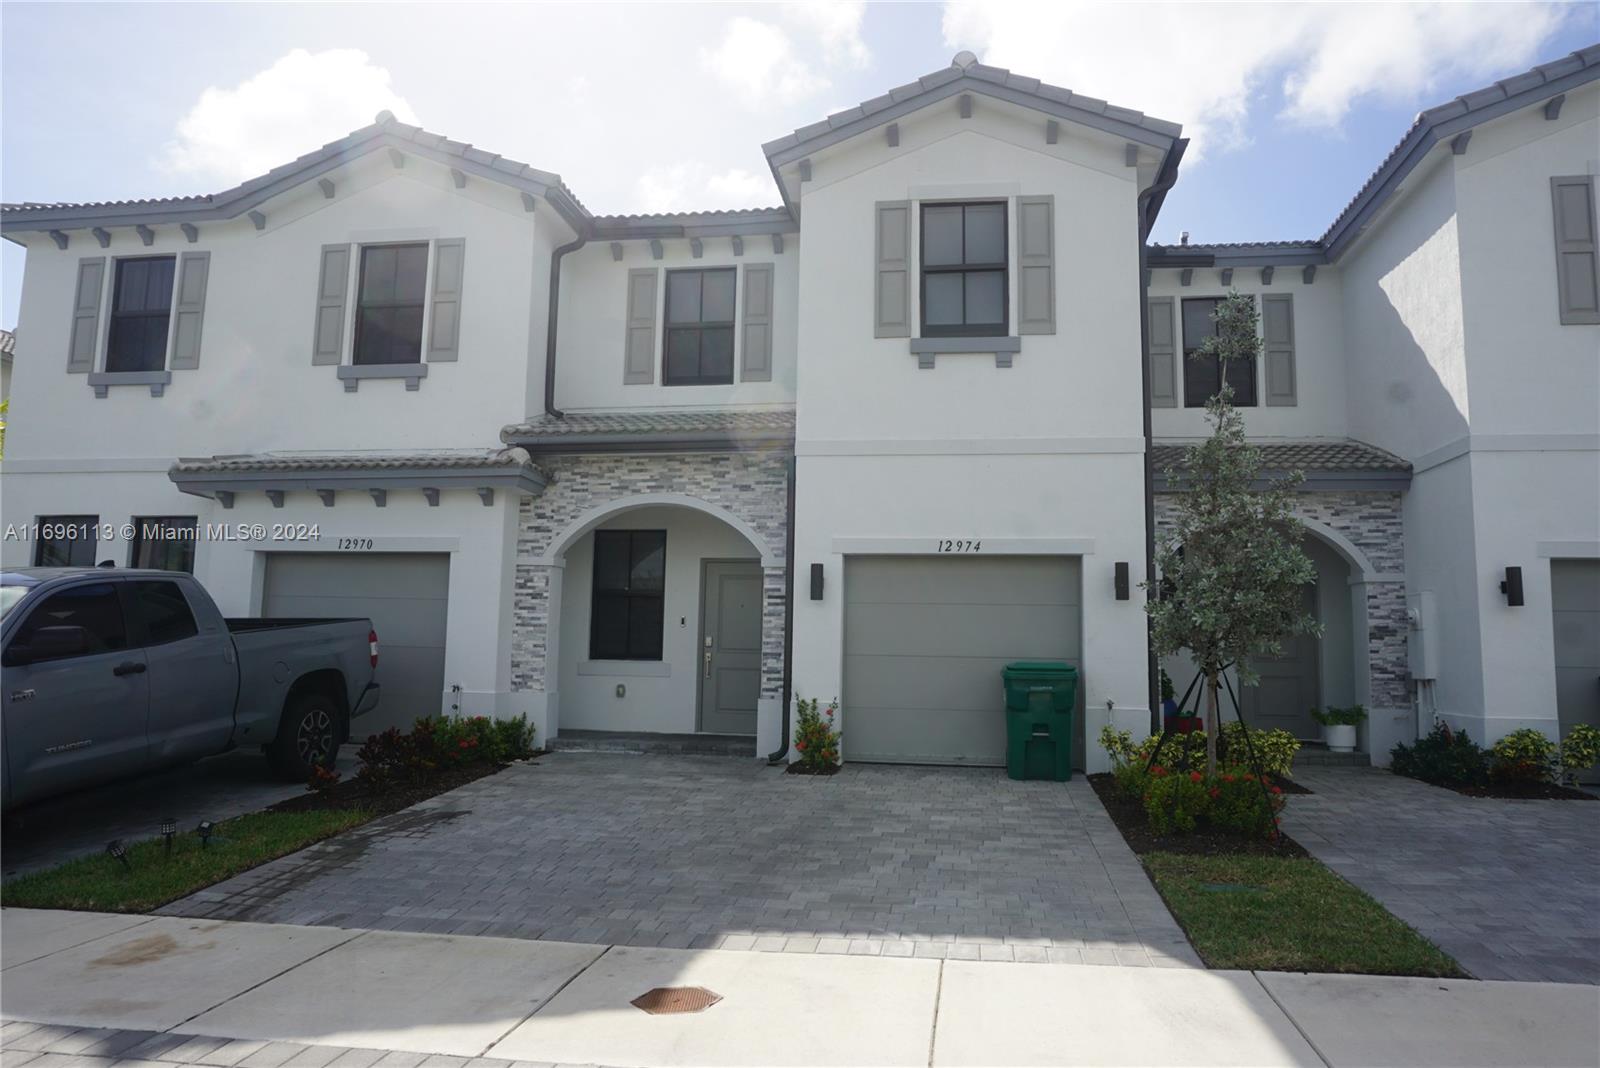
[1144,46,1599,761]
[2,48,1596,774]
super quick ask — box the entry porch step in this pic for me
[1294,744,1371,767]
[549,729,758,758]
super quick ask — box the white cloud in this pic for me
[633,164,778,214]
[699,17,826,107]
[160,49,416,183]
[942,1,1574,162]
[782,1,870,69]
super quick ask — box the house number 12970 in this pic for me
[937,540,982,553]
[337,537,375,550]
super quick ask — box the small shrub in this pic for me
[792,694,841,771]
[1098,726,1138,768]
[1559,724,1600,784]
[354,714,535,794]
[306,765,342,797]
[1142,767,1210,834]
[1390,722,1488,787]
[1311,704,1367,727]
[1121,723,1299,780]
[1488,728,1558,784]
[1208,771,1284,837]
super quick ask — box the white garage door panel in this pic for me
[263,553,450,736]
[844,556,1082,766]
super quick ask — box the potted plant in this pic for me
[1312,704,1366,753]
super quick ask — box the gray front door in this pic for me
[698,561,761,735]
[263,553,449,734]
[1552,559,1600,781]
[843,556,1082,766]
[1242,583,1320,738]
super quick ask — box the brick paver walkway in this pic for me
[161,752,1199,968]
[1286,767,1600,984]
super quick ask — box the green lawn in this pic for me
[1143,853,1466,977]
[1,808,370,913]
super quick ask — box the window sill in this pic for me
[88,371,173,398]
[337,364,429,392]
[577,660,671,678]
[908,336,1020,369]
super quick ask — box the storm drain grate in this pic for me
[630,986,723,1015]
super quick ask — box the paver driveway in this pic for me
[1286,767,1600,985]
[163,752,1200,967]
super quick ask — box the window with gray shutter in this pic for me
[1551,176,1599,325]
[1147,296,1176,407]
[1262,293,1297,406]
[168,251,210,371]
[428,238,466,361]
[664,268,735,386]
[875,201,910,338]
[623,267,658,384]
[740,262,774,382]
[1016,195,1055,335]
[67,257,106,373]
[312,244,351,365]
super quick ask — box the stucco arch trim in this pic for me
[533,492,782,568]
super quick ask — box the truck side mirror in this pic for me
[5,624,93,665]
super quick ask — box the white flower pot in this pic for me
[1323,723,1357,753]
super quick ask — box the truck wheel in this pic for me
[268,692,343,780]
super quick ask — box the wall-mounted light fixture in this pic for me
[810,563,824,601]
[1114,562,1130,601]
[1500,566,1524,607]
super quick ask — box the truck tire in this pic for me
[267,691,343,780]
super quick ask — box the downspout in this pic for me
[767,455,797,764]
[1136,139,1188,735]
[544,232,588,419]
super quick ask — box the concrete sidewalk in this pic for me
[2,909,1596,1068]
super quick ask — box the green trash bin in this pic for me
[1001,661,1078,782]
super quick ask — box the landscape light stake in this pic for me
[106,840,130,871]
[196,820,215,849]
[161,817,177,856]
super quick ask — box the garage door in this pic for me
[844,556,1082,766]
[263,553,449,735]
[1552,559,1600,781]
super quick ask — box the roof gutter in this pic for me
[543,231,588,420]
[1136,137,1188,735]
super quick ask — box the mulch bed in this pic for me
[784,762,840,776]
[267,753,545,818]
[1432,779,1597,801]
[1088,773,1310,859]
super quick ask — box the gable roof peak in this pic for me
[952,50,979,71]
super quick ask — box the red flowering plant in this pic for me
[791,693,842,774]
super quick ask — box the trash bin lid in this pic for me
[1002,660,1077,676]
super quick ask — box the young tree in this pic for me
[1147,291,1320,775]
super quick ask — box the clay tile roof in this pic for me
[1151,439,1411,474]
[169,448,536,475]
[501,408,795,446]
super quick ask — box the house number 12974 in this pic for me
[937,540,982,553]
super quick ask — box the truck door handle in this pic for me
[113,661,146,677]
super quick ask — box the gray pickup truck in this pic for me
[0,568,380,808]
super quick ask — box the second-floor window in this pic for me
[354,243,428,365]
[921,201,1007,337]
[107,256,175,372]
[664,268,736,386]
[1182,297,1257,407]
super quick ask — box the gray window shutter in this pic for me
[740,263,774,382]
[427,238,466,361]
[312,244,351,365]
[1551,176,1600,325]
[168,251,210,371]
[1016,195,1055,335]
[1262,293,1297,406]
[67,256,105,374]
[875,200,910,338]
[623,267,658,384]
[1147,296,1176,407]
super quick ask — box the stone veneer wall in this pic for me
[1154,489,1409,713]
[511,450,790,706]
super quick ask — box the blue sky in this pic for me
[3,2,1597,330]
